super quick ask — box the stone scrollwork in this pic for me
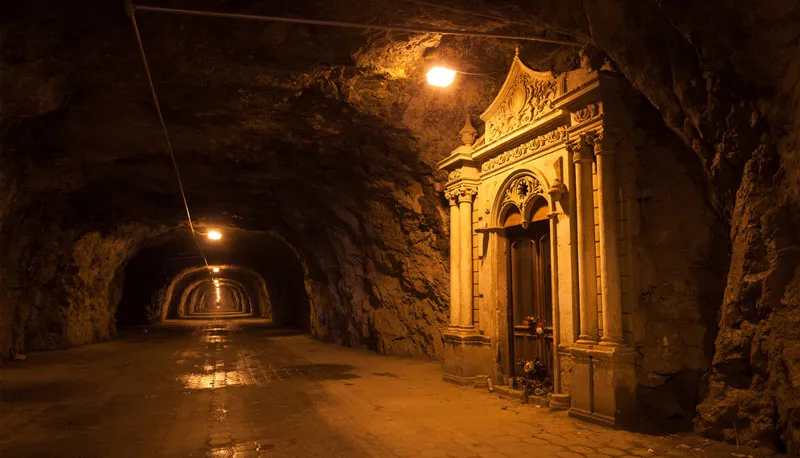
[481,126,567,173]
[503,175,543,208]
[485,74,558,142]
[445,184,478,204]
[444,188,460,205]
[457,185,478,203]
[448,169,462,182]
[571,103,600,125]
[568,133,598,163]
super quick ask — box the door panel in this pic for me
[508,220,554,382]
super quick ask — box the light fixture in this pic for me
[426,67,456,87]
[207,230,222,241]
[212,267,220,273]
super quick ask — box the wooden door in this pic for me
[507,219,554,382]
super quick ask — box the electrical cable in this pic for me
[124,1,580,273]
[126,4,210,268]
[132,4,582,47]
[398,0,580,40]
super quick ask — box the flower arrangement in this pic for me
[524,316,546,336]
[519,357,553,397]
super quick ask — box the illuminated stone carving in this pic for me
[502,175,543,208]
[572,103,600,124]
[481,55,560,143]
[481,127,566,172]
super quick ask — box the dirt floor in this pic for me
[0,320,775,457]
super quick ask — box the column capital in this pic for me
[568,133,596,163]
[455,184,478,203]
[445,184,478,204]
[593,130,618,156]
[444,189,460,206]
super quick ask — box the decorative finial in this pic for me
[515,44,520,58]
[459,112,478,147]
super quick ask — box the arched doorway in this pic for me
[503,199,554,385]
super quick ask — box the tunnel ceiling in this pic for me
[3,0,800,453]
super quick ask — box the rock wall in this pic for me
[3,0,799,451]
[626,97,730,431]
[505,0,800,451]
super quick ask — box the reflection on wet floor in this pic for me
[179,322,358,391]
[178,320,359,457]
[179,322,254,390]
[206,440,276,458]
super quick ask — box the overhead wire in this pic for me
[131,4,582,47]
[124,1,582,273]
[126,3,210,268]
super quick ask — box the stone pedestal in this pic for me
[568,344,636,426]
[442,328,492,386]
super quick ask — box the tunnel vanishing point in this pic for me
[2,1,800,457]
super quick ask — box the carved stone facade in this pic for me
[439,54,645,426]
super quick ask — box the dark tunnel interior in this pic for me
[3,0,800,455]
[115,228,311,331]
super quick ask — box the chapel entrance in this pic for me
[504,201,554,384]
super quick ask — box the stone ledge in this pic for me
[442,329,492,346]
[569,407,617,428]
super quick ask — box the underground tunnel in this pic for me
[1,0,799,456]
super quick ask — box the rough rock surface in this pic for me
[500,0,800,452]
[1,0,549,362]
[2,0,800,453]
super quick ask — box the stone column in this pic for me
[572,136,599,344]
[445,189,461,328]
[595,135,624,346]
[458,186,477,328]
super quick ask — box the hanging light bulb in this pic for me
[207,230,222,241]
[212,267,220,273]
[426,67,456,87]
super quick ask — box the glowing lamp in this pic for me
[207,230,222,241]
[212,267,220,273]
[426,67,456,87]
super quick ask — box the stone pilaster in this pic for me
[457,185,478,328]
[441,182,489,386]
[571,135,599,344]
[445,189,461,328]
[594,133,624,346]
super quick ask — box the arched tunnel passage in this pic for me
[114,228,312,331]
[172,272,260,318]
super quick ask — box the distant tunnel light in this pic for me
[207,230,222,241]
[426,67,456,87]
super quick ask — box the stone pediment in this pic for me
[480,54,562,143]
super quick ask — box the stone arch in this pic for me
[491,169,552,228]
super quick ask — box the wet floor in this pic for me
[0,320,774,458]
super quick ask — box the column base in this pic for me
[567,344,637,427]
[599,337,624,347]
[442,328,492,388]
[549,393,571,411]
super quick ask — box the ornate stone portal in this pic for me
[438,53,639,426]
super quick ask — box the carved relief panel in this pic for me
[481,57,562,143]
